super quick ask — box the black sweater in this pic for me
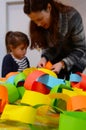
[1,54,30,77]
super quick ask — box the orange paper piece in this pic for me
[0,78,6,84]
[67,95,86,111]
[24,70,46,90]
[5,72,19,79]
[0,85,8,113]
[45,61,53,70]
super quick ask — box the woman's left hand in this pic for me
[51,61,65,74]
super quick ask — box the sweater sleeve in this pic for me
[1,54,18,77]
[62,8,86,71]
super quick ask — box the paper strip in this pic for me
[59,111,86,130]
[37,75,65,89]
[21,90,51,106]
[1,104,36,124]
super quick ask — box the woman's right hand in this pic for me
[37,57,47,68]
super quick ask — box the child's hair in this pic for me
[5,31,30,53]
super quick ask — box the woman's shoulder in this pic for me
[56,2,81,22]
[59,5,82,23]
[57,2,80,17]
[64,5,81,20]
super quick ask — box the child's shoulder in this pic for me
[3,53,13,60]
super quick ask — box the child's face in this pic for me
[11,44,28,60]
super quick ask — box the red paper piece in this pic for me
[24,70,46,90]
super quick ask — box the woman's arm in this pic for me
[63,8,86,71]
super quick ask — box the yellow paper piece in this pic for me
[73,88,86,96]
[21,90,51,106]
[63,88,86,97]
[1,104,36,124]
[62,89,77,97]
[23,67,37,77]
[49,93,70,103]
[37,105,50,116]
[38,68,57,78]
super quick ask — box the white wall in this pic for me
[0,0,86,76]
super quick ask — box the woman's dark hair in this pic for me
[5,31,29,52]
[24,0,54,14]
[23,0,71,49]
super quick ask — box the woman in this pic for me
[23,0,86,79]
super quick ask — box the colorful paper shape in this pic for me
[0,85,8,113]
[21,90,51,106]
[1,104,36,124]
[59,111,86,130]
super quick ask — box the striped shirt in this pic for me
[12,55,29,72]
[2,53,30,77]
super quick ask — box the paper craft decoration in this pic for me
[67,95,86,111]
[59,111,86,130]
[45,61,53,70]
[5,72,19,79]
[23,67,37,77]
[70,72,86,91]
[21,90,51,106]
[2,83,19,103]
[0,85,8,113]
[1,104,36,124]
[14,72,26,87]
[38,68,57,78]
[37,75,65,89]
[31,81,50,94]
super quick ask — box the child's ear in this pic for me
[9,44,13,51]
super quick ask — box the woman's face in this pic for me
[28,4,51,29]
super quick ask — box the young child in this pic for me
[2,31,30,77]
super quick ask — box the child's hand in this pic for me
[37,57,47,68]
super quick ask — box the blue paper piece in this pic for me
[37,75,65,89]
[69,73,81,82]
[6,75,16,84]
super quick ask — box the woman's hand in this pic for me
[37,57,47,68]
[51,61,65,74]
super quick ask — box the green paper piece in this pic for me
[17,86,25,99]
[59,111,86,130]
[3,83,19,103]
[50,85,60,93]
[14,72,26,87]
[29,124,57,130]
[50,81,71,94]
[53,99,66,112]
[58,81,72,92]
[50,83,71,109]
